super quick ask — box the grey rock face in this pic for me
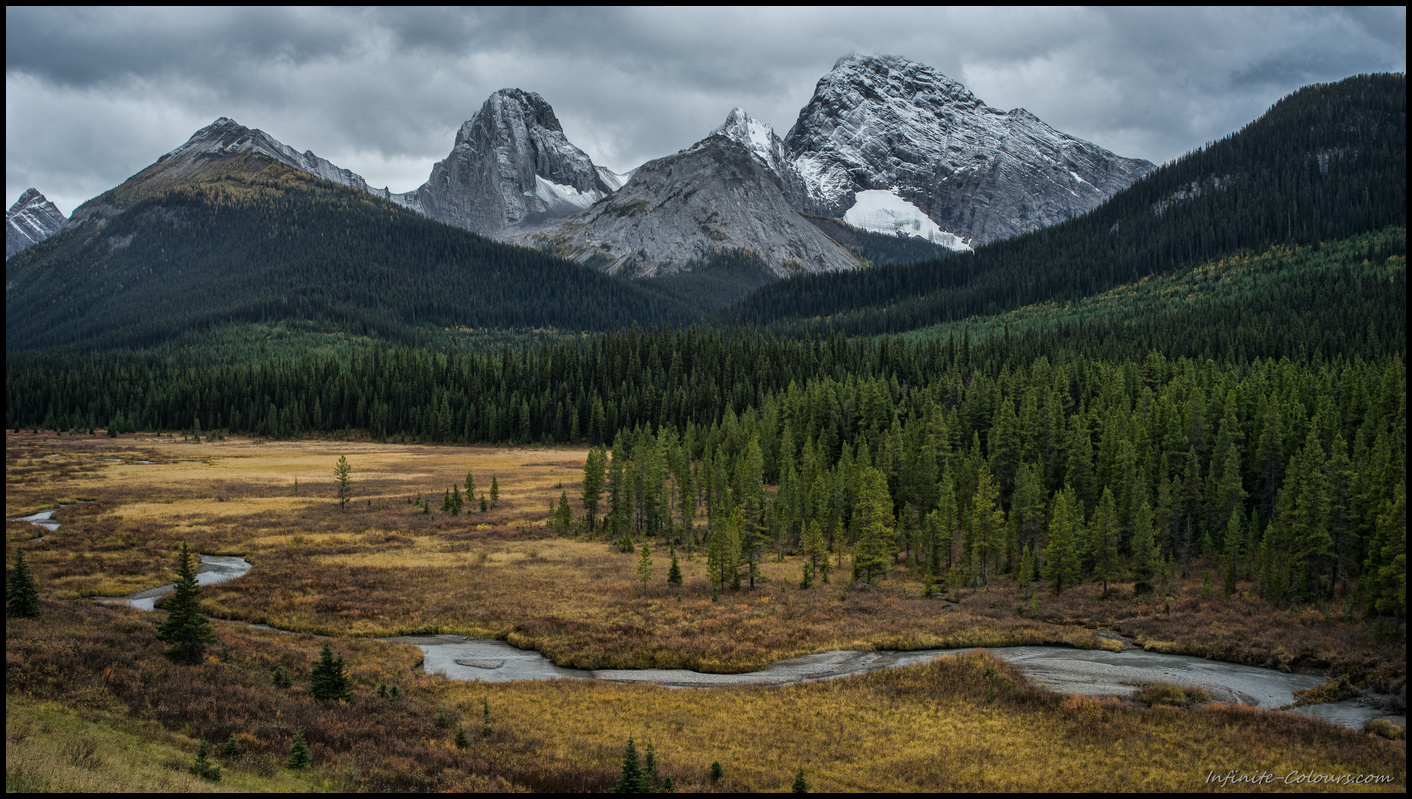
[6,188,67,258]
[524,133,861,278]
[786,54,1155,247]
[412,89,614,237]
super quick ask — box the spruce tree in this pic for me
[667,545,682,587]
[6,547,40,618]
[490,476,499,507]
[1043,489,1083,594]
[792,766,809,793]
[309,642,353,702]
[614,736,645,793]
[334,455,353,511]
[1131,500,1158,595]
[287,730,311,769]
[1089,487,1120,596]
[188,739,221,782]
[155,541,216,663]
[637,541,654,596]
[851,467,893,585]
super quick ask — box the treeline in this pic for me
[4,163,699,352]
[724,74,1406,335]
[588,353,1405,618]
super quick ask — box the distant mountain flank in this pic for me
[6,188,66,259]
[521,117,864,278]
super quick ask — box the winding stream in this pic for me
[34,504,1396,732]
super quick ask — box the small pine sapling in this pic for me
[287,730,311,769]
[188,739,221,782]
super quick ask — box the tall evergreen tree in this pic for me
[155,541,216,664]
[969,466,1005,585]
[1043,489,1083,594]
[582,448,605,533]
[851,467,893,586]
[334,455,353,511]
[6,547,40,618]
[1089,487,1121,596]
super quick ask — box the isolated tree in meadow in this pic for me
[334,455,353,510]
[309,642,353,702]
[155,541,216,663]
[554,490,574,535]
[637,541,654,596]
[490,475,500,508]
[792,766,809,793]
[465,471,477,507]
[6,547,40,618]
[615,736,646,793]
[667,545,682,587]
[287,730,311,769]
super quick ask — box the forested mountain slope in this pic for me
[4,160,698,352]
[724,74,1406,336]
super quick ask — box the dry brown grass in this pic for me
[6,599,1405,793]
[7,430,1405,684]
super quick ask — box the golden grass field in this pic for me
[6,430,1407,791]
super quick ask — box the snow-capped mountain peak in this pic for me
[708,108,788,175]
[785,53,1154,246]
[6,188,67,259]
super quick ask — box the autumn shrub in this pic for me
[1134,682,1211,708]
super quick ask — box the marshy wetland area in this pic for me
[6,431,1406,792]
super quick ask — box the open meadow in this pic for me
[6,431,1407,791]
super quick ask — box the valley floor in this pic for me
[6,432,1407,791]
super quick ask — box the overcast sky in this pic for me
[7,6,1406,216]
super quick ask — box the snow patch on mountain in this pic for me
[843,190,971,252]
[532,175,605,215]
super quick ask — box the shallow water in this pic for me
[385,635,1403,730]
[71,519,1402,732]
[104,555,253,610]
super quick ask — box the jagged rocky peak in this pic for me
[786,53,1155,247]
[708,108,789,174]
[7,188,67,258]
[413,88,615,237]
[523,132,861,279]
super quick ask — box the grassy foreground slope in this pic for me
[7,600,1405,793]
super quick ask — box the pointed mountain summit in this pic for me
[7,188,67,258]
[411,89,616,238]
[65,117,414,228]
[786,54,1154,246]
[525,113,862,279]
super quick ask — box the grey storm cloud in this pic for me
[6,6,1405,217]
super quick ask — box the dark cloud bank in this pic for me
[6,6,1405,215]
